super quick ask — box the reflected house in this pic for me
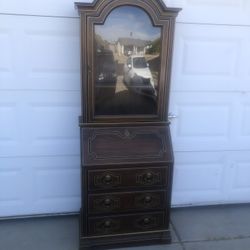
[117,37,150,56]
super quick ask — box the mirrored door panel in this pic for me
[94,6,161,116]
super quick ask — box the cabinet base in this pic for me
[79,230,171,250]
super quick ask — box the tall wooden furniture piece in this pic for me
[75,0,181,249]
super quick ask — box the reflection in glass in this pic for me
[94,6,161,116]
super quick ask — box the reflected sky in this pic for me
[95,6,161,42]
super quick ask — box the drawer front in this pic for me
[88,190,167,214]
[88,212,166,236]
[88,167,169,191]
[82,126,173,165]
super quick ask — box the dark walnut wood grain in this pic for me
[76,0,180,249]
[88,211,166,236]
[75,0,181,124]
[88,166,169,191]
[88,190,167,214]
[82,126,173,165]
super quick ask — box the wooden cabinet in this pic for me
[75,0,181,249]
[87,166,170,191]
[88,190,167,214]
[88,211,167,236]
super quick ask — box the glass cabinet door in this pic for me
[94,6,161,117]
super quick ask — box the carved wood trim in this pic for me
[88,129,167,161]
[134,193,161,209]
[94,172,122,188]
[135,215,160,230]
[93,196,121,212]
[94,218,121,234]
[136,170,161,186]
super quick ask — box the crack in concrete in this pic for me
[181,235,250,244]
[170,220,186,250]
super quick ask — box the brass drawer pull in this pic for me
[104,174,112,184]
[136,171,161,185]
[104,198,112,206]
[144,196,152,203]
[143,217,151,225]
[135,216,159,230]
[104,220,112,228]
[94,172,121,188]
[146,172,153,180]
[94,219,121,234]
[93,196,121,212]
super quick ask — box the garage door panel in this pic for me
[0,30,13,73]
[0,0,85,17]
[171,23,249,92]
[0,103,19,143]
[226,153,250,203]
[29,92,81,157]
[241,105,250,136]
[173,151,250,206]
[175,104,230,137]
[28,29,80,82]
[34,168,80,200]
[170,92,250,152]
[2,0,249,25]
[232,94,250,149]
[0,91,80,157]
[0,169,23,204]
[169,92,236,152]
[0,156,80,217]
[31,104,79,141]
[166,0,250,25]
[245,40,250,81]
[172,151,228,206]
[232,164,250,189]
[0,15,80,91]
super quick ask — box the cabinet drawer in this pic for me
[88,167,169,191]
[88,211,166,236]
[88,190,167,214]
[82,126,173,165]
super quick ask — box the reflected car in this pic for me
[123,55,156,97]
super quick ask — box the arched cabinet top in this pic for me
[75,0,181,124]
[75,0,181,21]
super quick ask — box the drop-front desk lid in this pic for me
[81,125,174,166]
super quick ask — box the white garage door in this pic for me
[0,0,250,217]
[0,10,82,217]
[169,0,250,206]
